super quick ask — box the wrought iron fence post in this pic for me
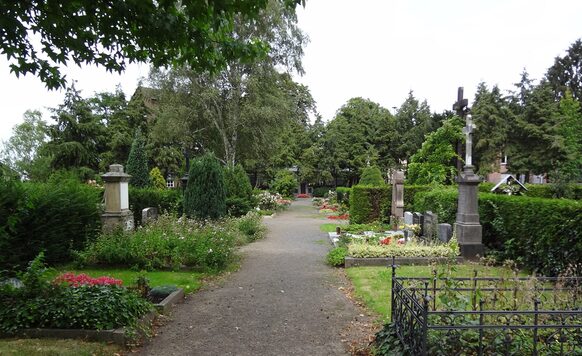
[472,269,478,310]
[421,296,430,356]
[533,298,540,356]
[432,268,437,311]
[391,256,396,322]
[478,299,484,356]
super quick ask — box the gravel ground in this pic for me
[139,199,371,356]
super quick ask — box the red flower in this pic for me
[53,272,123,287]
[380,237,392,245]
[296,193,311,198]
[327,214,349,220]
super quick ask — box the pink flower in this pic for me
[53,272,122,287]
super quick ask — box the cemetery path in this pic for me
[139,199,371,356]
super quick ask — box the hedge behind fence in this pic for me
[413,188,582,276]
[478,182,582,200]
[0,180,101,270]
[129,187,182,226]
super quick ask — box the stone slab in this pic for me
[1,311,157,346]
[404,211,413,225]
[154,288,185,314]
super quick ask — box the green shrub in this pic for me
[271,170,298,197]
[349,185,391,224]
[224,165,254,217]
[312,186,332,197]
[0,255,151,333]
[0,180,101,271]
[403,185,432,211]
[234,212,265,243]
[129,187,182,226]
[336,187,351,206]
[347,240,459,258]
[184,153,226,220]
[78,214,236,271]
[126,130,150,188]
[413,188,582,276]
[326,247,347,267]
[359,166,385,185]
[149,167,166,190]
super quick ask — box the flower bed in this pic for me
[328,214,349,220]
[348,241,458,258]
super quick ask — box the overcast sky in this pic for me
[1,0,582,142]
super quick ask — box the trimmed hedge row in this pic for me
[413,188,582,276]
[129,187,182,226]
[349,185,391,224]
[478,182,582,200]
[0,180,101,270]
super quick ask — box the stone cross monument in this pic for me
[452,87,483,259]
[101,164,134,232]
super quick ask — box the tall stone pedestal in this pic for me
[391,170,405,229]
[101,164,134,232]
[454,166,483,259]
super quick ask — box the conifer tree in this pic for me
[184,153,226,219]
[126,130,150,187]
[359,166,385,186]
[149,167,166,190]
[224,165,254,216]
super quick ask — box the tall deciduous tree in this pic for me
[407,116,463,185]
[149,0,307,167]
[0,110,50,180]
[554,90,582,182]
[1,0,303,89]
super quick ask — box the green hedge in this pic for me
[349,185,391,224]
[404,185,432,211]
[312,186,332,198]
[129,187,182,226]
[478,182,582,199]
[413,188,582,276]
[0,180,101,271]
[336,187,351,206]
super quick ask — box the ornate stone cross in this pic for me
[463,115,476,167]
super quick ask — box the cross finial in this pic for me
[452,87,469,117]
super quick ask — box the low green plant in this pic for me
[326,247,347,267]
[234,212,265,243]
[77,214,236,271]
[0,255,152,334]
[347,239,459,259]
[271,170,298,197]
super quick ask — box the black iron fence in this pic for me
[389,259,582,355]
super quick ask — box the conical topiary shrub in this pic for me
[126,129,150,187]
[359,166,385,186]
[224,164,254,216]
[183,152,226,219]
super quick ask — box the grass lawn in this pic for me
[320,222,348,232]
[0,338,121,356]
[47,267,208,294]
[345,263,521,322]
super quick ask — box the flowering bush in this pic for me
[348,239,459,258]
[53,272,122,287]
[328,214,349,220]
[296,193,310,198]
[257,191,279,210]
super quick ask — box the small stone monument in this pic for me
[404,211,413,225]
[423,211,438,240]
[391,170,405,219]
[437,223,453,243]
[142,207,159,225]
[453,87,483,259]
[101,164,134,232]
[413,212,424,236]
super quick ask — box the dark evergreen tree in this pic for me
[184,153,226,219]
[224,164,254,216]
[546,39,582,103]
[126,130,150,187]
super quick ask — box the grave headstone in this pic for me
[423,211,438,240]
[142,207,159,225]
[404,211,413,225]
[413,212,424,236]
[437,223,453,243]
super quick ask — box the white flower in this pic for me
[208,248,213,253]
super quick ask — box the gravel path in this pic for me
[139,199,365,356]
